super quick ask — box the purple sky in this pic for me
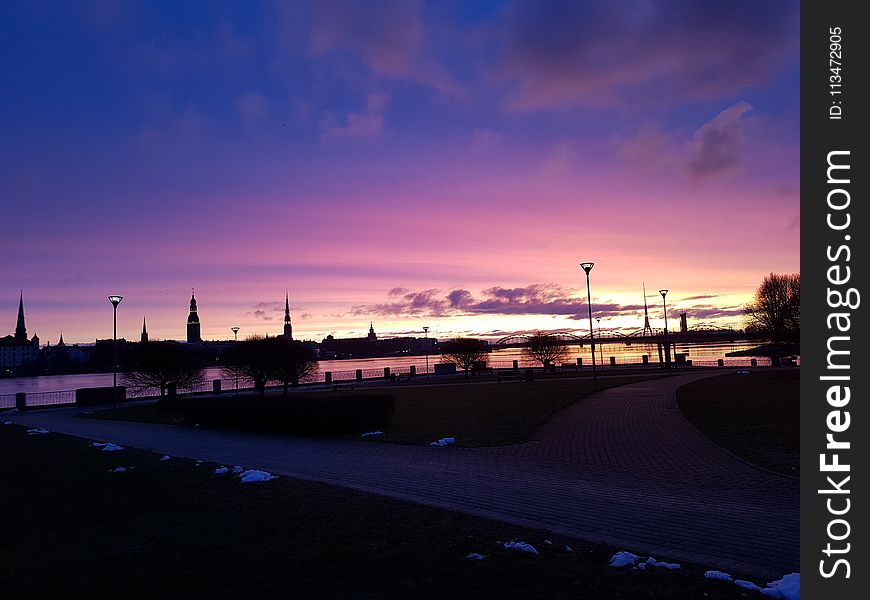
[1,1,800,344]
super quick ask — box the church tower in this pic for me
[15,291,27,342]
[141,317,149,343]
[283,292,293,340]
[186,290,202,343]
[367,322,377,342]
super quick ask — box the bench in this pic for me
[332,382,355,391]
[498,374,523,383]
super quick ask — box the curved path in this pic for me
[7,371,797,579]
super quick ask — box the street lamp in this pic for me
[659,289,670,371]
[108,295,123,406]
[596,317,604,367]
[580,262,597,388]
[422,326,430,381]
[230,327,240,393]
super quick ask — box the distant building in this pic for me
[0,293,40,368]
[282,293,293,340]
[141,317,149,343]
[318,323,435,359]
[186,290,202,343]
[680,312,688,334]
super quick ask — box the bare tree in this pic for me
[440,337,489,378]
[272,337,319,394]
[122,341,206,400]
[221,336,278,396]
[221,336,319,396]
[523,332,569,372]
[744,273,800,344]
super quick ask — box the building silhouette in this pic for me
[283,292,293,340]
[186,290,202,343]
[141,317,149,343]
[1,292,40,367]
[367,322,377,341]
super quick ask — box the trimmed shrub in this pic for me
[175,393,394,435]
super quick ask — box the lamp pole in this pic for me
[659,289,670,371]
[580,262,597,388]
[108,295,123,407]
[423,326,430,381]
[231,327,240,393]
[597,317,603,367]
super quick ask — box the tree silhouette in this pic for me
[522,332,569,372]
[440,337,489,378]
[122,341,206,399]
[221,336,318,396]
[744,273,800,344]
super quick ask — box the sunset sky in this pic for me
[1,1,800,344]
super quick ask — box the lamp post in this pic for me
[596,317,604,367]
[230,327,240,393]
[580,262,597,388]
[422,326,430,381]
[108,295,123,407]
[659,289,670,371]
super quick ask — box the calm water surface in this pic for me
[0,340,771,396]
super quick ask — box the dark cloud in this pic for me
[681,294,720,301]
[688,102,753,180]
[353,284,645,319]
[497,0,798,110]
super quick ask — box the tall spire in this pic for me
[58,331,65,346]
[283,291,293,340]
[141,316,149,343]
[642,282,653,336]
[186,288,202,343]
[15,291,27,342]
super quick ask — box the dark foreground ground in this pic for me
[676,370,799,476]
[1,424,770,599]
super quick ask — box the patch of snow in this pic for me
[91,442,124,451]
[737,370,751,375]
[564,545,574,553]
[239,469,277,483]
[503,541,539,555]
[543,540,553,545]
[160,455,171,461]
[3,421,12,425]
[233,465,244,473]
[361,431,384,438]
[6,408,19,413]
[646,557,681,569]
[111,467,127,473]
[704,571,733,581]
[466,553,486,560]
[765,573,799,600]
[609,551,639,568]
[26,428,50,435]
[214,466,229,474]
[637,562,646,570]
[734,580,762,592]
[429,437,455,446]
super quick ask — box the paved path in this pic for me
[7,371,798,579]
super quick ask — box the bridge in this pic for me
[493,327,747,347]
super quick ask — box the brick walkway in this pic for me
[7,371,798,579]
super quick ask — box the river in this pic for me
[0,340,772,397]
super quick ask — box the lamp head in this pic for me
[580,262,594,274]
[659,289,668,298]
[422,326,429,333]
[108,295,123,307]
[231,327,240,333]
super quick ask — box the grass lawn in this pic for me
[90,373,667,447]
[676,370,799,476]
[1,424,768,599]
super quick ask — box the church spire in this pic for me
[15,291,27,342]
[58,331,65,347]
[141,316,149,343]
[186,288,202,343]
[283,291,293,340]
